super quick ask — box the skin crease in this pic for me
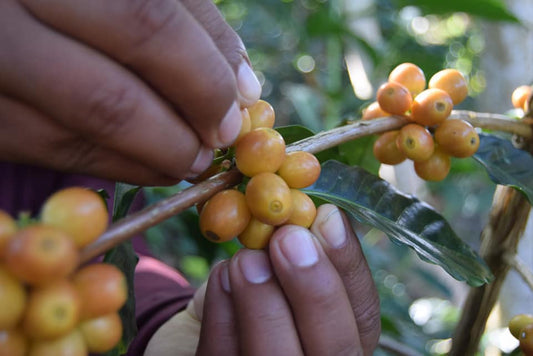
[0,0,381,353]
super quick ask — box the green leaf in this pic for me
[473,133,533,204]
[394,0,520,23]
[303,160,493,286]
[276,124,315,144]
[337,135,380,175]
[103,183,142,356]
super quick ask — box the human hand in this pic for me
[0,0,260,185]
[196,204,381,356]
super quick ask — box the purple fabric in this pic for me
[0,162,194,355]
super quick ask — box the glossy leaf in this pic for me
[473,134,533,205]
[304,160,493,286]
[276,125,315,144]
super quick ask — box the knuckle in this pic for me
[126,0,177,47]
[81,84,140,139]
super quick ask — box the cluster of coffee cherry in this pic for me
[364,63,480,181]
[508,313,533,355]
[198,100,321,249]
[0,187,126,356]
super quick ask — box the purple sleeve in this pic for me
[0,162,195,355]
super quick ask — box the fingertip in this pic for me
[311,204,348,249]
[216,101,242,147]
[237,61,262,108]
[185,146,214,179]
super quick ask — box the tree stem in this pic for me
[449,186,531,356]
[79,111,532,262]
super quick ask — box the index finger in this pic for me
[21,0,247,148]
[311,204,381,355]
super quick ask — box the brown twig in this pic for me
[451,110,533,138]
[449,185,531,356]
[79,111,532,263]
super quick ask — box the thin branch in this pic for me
[80,169,243,263]
[80,111,532,262]
[504,253,533,292]
[451,110,533,139]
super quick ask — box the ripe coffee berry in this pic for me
[396,124,435,162]
[235,127,286,177]
[373,130,407,165]
[511,85,532,111]
[413,148,451,182]
[410,88,453,126]
[248,99,276,129]
[277,151,321,189]
[388,62,426,97]
[376,81,413,116]
[238,217,275,250]
[245,172,293,226]
[428,69,468,105]
[434,119,479,158]
[199,189,251,243]
[362,101,390,121]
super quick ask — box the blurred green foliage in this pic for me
[143,0,521,354]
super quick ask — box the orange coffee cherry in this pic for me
[199,189,251,243]
[73,263,127,320]
[410,88,453,126]
[277,151,321,189]
[5,224,79,286]
[41,187,109,248]
[509,314,533,339]
[0,210,17,258]
[388,62,426,97]
[28,329,88,356]
[285,190,317,228]
[245,172,293,226]
[396,124,435,162]
[0,265,27,329]
[373,130,407,165]
[23,280,81,340]
[238,217,275,250]
[434,119,479,158]
[248,99,275,129]
[519,324,533,355]
[376,81,413,116]
[428,69,468,105]
[361,101,390,120]
[79,312,123,353]
[413,147,451,181]
[0,328,27,356]
[235,128,286,177]
[511,85,532,111]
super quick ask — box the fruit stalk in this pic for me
[80,111,532,263]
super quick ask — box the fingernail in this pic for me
[237,61,262,107]
[187,146,214,178]
[238,250,272,284]
[218,102,242,147]
[319,206,346,249]
[220,262,231,293]
[280,227,319,268]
